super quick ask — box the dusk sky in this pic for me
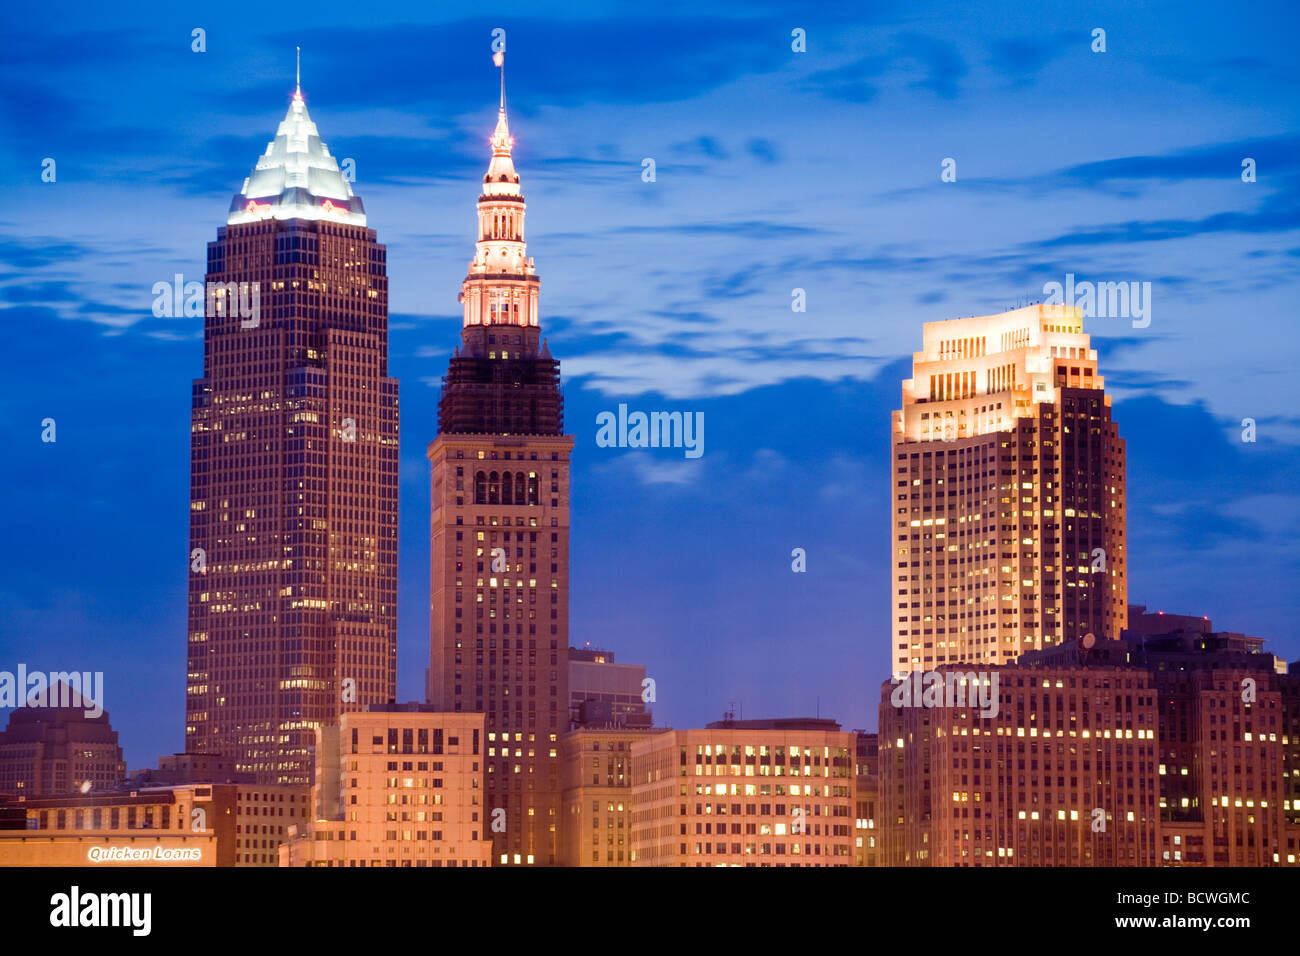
[1,0,1297,770]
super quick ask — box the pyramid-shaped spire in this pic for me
[227,90,365,226]
[484,105,520,193]
[483,54,520,196]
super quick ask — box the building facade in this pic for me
[568,647,651,729]
[0,831,217,867]
[129,752,249,788]
[878,616,1300,868]
[560,725,668,866]
[0,696,125,797]
[853,731,880,866]
[891,303,1126,678]
[0,780,306,866]
[629,720,855,866]
[185,82,398,786]
[280,705,492,867]
[1281,668,1300,865]
[425,71,572,866]
[1022,617,1299,867]
[880,665,1160,866]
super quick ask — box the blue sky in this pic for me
[1,0,1297,770]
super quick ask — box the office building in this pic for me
[185,80,398,785]
[891,303,1126,677]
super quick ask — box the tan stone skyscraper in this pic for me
[186,83,399,786]
[890,304,1125,677]
[426,60,572,866]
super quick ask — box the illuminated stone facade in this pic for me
[880,665,1160,866]
[629,720,855,866]
[0,781,306,866]
[281,706,492,867]
[426,71,572,866]
[560,726,668,866]
[891,303,1126,678]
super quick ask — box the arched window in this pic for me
[515,472,526,504]
[502,472,513,505]
[475,471,487,504]
[488,471,500,505]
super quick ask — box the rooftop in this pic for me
[226,90,365,227]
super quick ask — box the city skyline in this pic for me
[2,1,1298,777]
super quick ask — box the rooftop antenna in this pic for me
[295,46,301,98]
[493,46,505,111]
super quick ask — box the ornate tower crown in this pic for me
[461,53,538,329]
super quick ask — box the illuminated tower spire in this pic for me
[461,51,537,330]
[497,45,506,112]
[428,55,572,866]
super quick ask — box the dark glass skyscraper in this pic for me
[186,85,398,786]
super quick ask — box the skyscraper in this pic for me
[426,65,572,866]
[186,82,399,786]
[890,303,1126,677]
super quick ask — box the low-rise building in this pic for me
[629,718,855,866]
[560,725,668,866]
[0,780,306,866]
[280,704,493,867]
